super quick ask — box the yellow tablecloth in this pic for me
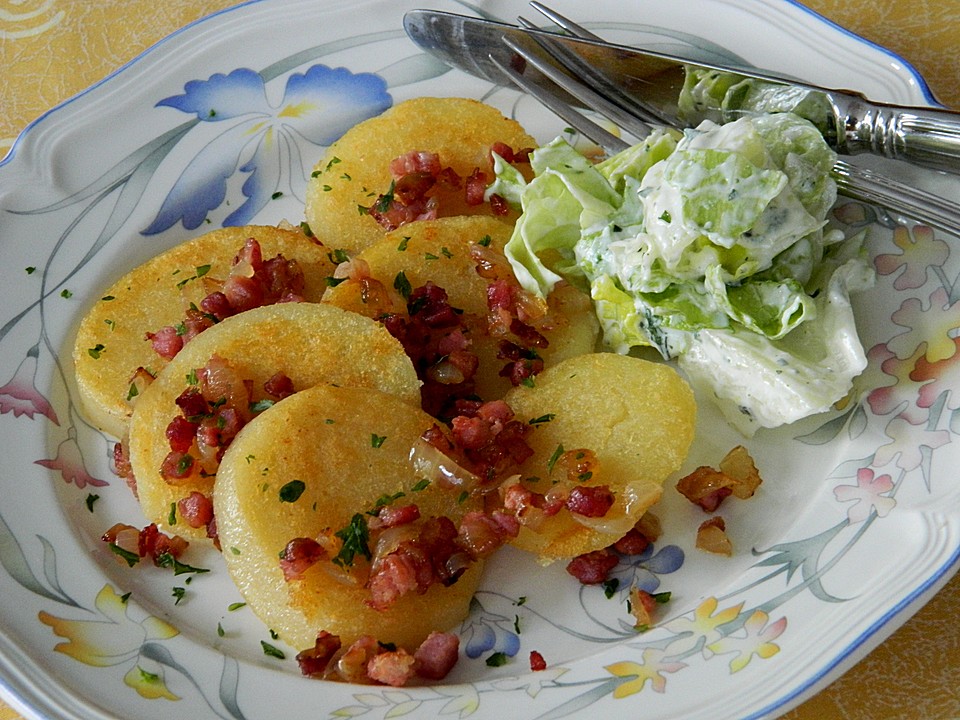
[1,2,958,719]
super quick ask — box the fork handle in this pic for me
[842,98,960,173]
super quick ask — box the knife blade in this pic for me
[403,9,960,174]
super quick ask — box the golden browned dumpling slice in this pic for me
[304,97,536,255]
[127,302,420,539]
[323,215,599,403]
[215,384,483,651]
[503,353,697,561]
[73,225,334,438]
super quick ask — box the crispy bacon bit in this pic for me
[489,193,509,216]
[279,537,328,581]
[112,441,137,497]
[414,631,460,680]
[383,282,480,418]
[696,516,733,556]
[566,548,619,585]
[367,648,417,687]
[613,527,650,556]
[565,485,615,518]
[390,150,442,177]
[177,491,214,529]
[369,503,421,530]
[457,510,519,560]
[676,466,735,512]
[146,325,183,360]
[298,629,461,685]
[529,650,547,671]
[464,168,488,205]
[296,631,342,677]
[102,522,189,566]
[447,400,533,483]
[263,371,295,400]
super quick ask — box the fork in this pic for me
[491,3,960,239]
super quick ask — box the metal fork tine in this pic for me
[502,35,653,140]
[488,54,630,154]
[528,2,602,41]
[523,5,673,126]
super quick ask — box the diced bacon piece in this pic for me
[146,325,183,360]
[390,150,442,177]
[296,631,342,677]
[566,548,619,585]
[414,631,460,680]
[165,416,196,454]
[613,528,650,556]
[465,168,488,205]
[336,635,380,683]
[279,537,328,581]
[160,450,194,483]
[565,485,615,518]
[177,491,214,530]
[367,648,417,687]
[263,371,295,400]
[370,503,421,530]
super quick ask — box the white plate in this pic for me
[1,1,958,719]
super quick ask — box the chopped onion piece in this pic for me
[409,438,482,493]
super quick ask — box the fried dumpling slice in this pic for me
[73,225,334,438]
[503,353,697,561]
[214,384,483,651]
[304,97,536,255]
[127,302,420,539]
[323,215,599,404]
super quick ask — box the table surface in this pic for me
[1,1,959,719]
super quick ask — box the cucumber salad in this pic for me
[492,112,874,435]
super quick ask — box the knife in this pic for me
[403,9,960,174]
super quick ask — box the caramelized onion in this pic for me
[409,438,482,493]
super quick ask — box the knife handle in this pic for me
[843,99,960,173]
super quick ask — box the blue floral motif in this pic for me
[611,543,685,595]
[144,64,392,233]
[461,597,522,659]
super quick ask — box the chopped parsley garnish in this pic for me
[333,513,371,568]
[529,413,555,425]
[521,376,536,388]
[411,478,430,492]
[514,614,522,634]
[172,587,186,605]
[250,399,275,413]
[393,271,412,299]
[370,491,405,512]
[478,234,492,247]
[101,295,115,301]
[397,236,410,251]
[325,155,341,171]
[217,622,225,637]
[299,221,314,237]
[374,181,396,214]
[278,480,306,503]
[271,191,283,200]
[25,266,36,274]
[228,602,247,611]
[104,319,116,331]
[126,383,139,401]
[602,578,620,599]
[185,369,199,385]
[168,502,177,525]
[108,543,140,567]
[328,248,350,264]
[485,652,509,667]
[578,471,593,482]
[85,494,99,512]
[370,433,387,448]
[156,552,210,576]
[324,276,347,287]
[60,289,73,299]
[652,591,672,604]
[547,444,565,473]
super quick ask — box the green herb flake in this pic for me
[547,444,565,473]
[374,181,396,214]
[185,369,199,385]
[478,235,492,247]
[271,191,283,200]
[60,289,73,299]
[653,591,672,604]
[228,602,247,611]
[602,578,620,599]
[299,221,314,237]
[370,433,387,449]
[424,252,439,261]
[514,614,522,634]
[441,246,453,258]
[126,383,139,402]
[101,295,115,301]
[108,543,140,568]
[397,236,410,251]
[250,398,275,413]
[485,652,509,667]
[578,471,593,482]
[370,491,405,512]
[457,490,469,504]
[333,513,371,568]
[278,479,306,503]
[85,494,100,512]
[529,414,555,425]
[325,276,347,288]
[515,596,527,606]
[411,478,430,492]
[325,156,341,171]
[195,264,211,278]
[217,622,225,637]
[393,271,412,299]
[120,591,132,603]
[521,376,536,388]
[25,266,36,274]
[172,586,186,605]
[328,249,350,264]
[168,502,177,526]
[104,319,116,331]
[156,552,210,576]
[230,547,241,556]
